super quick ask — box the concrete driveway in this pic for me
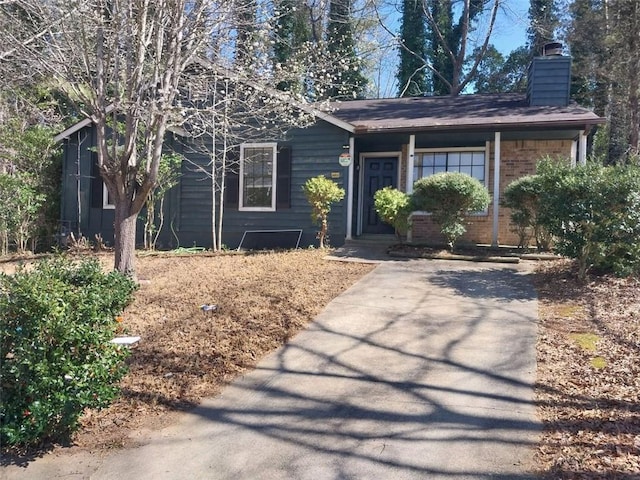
[3,259,540,480]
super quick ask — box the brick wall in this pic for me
[409,139,573,246]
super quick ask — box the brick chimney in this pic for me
[527,42,571,107]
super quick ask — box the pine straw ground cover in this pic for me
[1,249,375,452]
[534,261,640,479]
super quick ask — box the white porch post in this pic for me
[407,134,415,193]
[346,136,355,240]
[579,130,587,165]
[492,132,501,247]
[571,140,578,167]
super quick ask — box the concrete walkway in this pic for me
[3,259,540,480]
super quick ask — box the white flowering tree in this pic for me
[0,0,238,276]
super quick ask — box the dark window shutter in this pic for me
[91,152,103,208]
[225,149,240,209]
[276,146,292,209]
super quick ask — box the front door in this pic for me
[362,157,398,234]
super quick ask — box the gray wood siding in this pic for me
[59,126,117,244]
[527,56,571,107]
[175,121,350,249]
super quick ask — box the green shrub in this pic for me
[411,172,491,250]
[373,187,412,240]
[502,175,551,250]
[302,175,345,248]
[0,257,137,447]
[537,160,640,279]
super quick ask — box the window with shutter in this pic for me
[91,152,114,209]
[226,144,291,211]
[239,143,277,211]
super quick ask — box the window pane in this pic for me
[243,146,274,208]
[460,152,473,166]
[460,165,472,176]
[472,152,485,166]
[447,152,460,168]
[434,153,446,167]
[422,153,434,167]
[472,166,485,181]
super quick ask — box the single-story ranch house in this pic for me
[55,52,604,250]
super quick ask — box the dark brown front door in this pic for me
[363,157,397,234]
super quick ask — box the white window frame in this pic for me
[103,184,115,210]
[413,146,489,186]
[412,144,490,216]
[239,142,278,212]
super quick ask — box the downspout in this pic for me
[492,132,501,247]
[346,136,354,240]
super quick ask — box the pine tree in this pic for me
[428,0,455,96]
[396,0,500,96]
[325,0,368,100]
[527,0,559,56]
[397,0,429,96]
[273,0,311,94]
[568,0,640,163]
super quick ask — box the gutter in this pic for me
[351,119,606,136]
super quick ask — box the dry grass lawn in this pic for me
[0,249,375,451]
[2,250,639,479]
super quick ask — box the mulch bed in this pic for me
[534,261,640,478]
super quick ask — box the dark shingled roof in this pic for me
[327,93,604,134]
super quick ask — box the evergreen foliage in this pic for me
[273,0,312,95]
[527,0,559,56]
[325,0,368,99]
[397,0,429,96]
[0,257,137,447]
[536,159,640,279]
[373,187,412,240]
[568,0,640,164]
[472,45,528,94]
[502,174,550,250]
[411,172,490,250]
[303,175,345,248]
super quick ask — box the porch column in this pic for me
[571,139,578,167]
[346,136,355,240]
[492,131,501,247]
[406,134,415,193]
[579,130,587,165]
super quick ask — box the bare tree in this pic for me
[0,0,234,276]
[180,61,321,251]
[379,0,501,96]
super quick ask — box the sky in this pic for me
[371,0,531,98]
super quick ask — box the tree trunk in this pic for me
[114,201,138,278]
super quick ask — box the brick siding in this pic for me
[409,139,573,246]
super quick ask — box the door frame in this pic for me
[357,151,402,236]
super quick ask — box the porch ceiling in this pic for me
[354,128,585,152]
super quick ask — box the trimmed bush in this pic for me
[537,160,640,279]
[412,172,491,250]
[502,175,551,250]
[303,175,345,248]
[373,187,412,240]
[0,257,137,447]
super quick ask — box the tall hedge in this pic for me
[536,160,640,279]
[502,174,551,250]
